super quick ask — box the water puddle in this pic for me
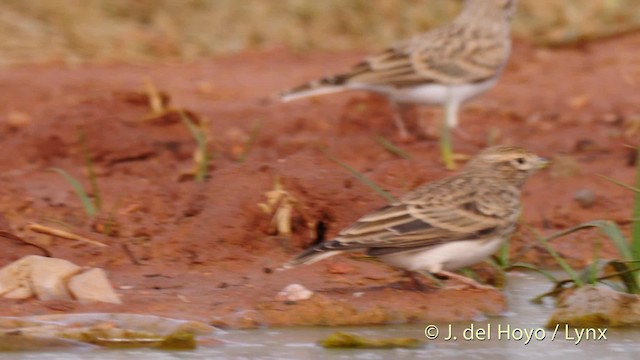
[2,273,640,359]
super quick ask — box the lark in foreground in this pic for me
[280,145,547,289]
[280,0,517,169]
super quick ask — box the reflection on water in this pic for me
[3,273,640,360]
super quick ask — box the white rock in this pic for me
[0,256,35,299]
[4,286,34,299]
[68,268,122,304]
[30,257,80,301]
[276,283,313,302]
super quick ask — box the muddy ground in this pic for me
[0,33,639,329]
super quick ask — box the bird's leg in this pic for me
[390,100,411,140]
[440,100,458,170]
[436,270,495,290]
[402,270,430,291]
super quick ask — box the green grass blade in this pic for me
[608,260,640,294]
[78,128,101,211]
[599,175,640,193]
[598,220,633,261]
[50,168,97,218]
[527,224,587,285]
[531,220,638,288]
[508,262,559,283]
[632,145,640,258]
[535,220,632,261]
[321,148,396,202]
[587,239,602,284]
[374,136,412,160]
[497,241,509,268]
[179,111,209,182]
[537,239,583,286]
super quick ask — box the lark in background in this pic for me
[280,145,547,289]
[280,0,518,169]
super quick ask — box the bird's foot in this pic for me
[436,271,496,291]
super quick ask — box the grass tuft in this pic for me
[179,111,209,182]
[50,168,98,218]
[79,128,102,211]
[529,215,640,297]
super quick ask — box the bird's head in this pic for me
[466,0,518,10]
[464,145,548,186]
[461,0,518,22]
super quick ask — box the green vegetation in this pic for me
[320,332,422,349]
[533,145,640,299]
[1,0,639,64]
[50,168,98,218]
[180,111,210,182]
[50,129,101,218]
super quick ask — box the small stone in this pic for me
[548,286,640,327]
[0,256,34,299]
[67,268,122,304]
[276,283,314,302]
[30,257,80,301]
[3,287,33,299]
[6,111,31,129]
[0,255,79,301]
[573,189,596,208]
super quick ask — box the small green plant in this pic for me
[179,111,210,182]
[79,128,102,211]
[485,227,558,288]
[531,144,640,299]
[51,130,121,238]
[50,168,98,218]
[51,129,101,218]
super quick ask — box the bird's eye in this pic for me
[515,158,526,165]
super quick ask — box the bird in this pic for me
[280,0,518,169]
[279,145,547,289]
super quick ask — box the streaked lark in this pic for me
[280,145,547,289]
[280,0,517,169]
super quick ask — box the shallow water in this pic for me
[3,273,640,359]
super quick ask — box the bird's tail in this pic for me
[278,242,344,270]
[279,74,350,102]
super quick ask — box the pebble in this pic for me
[276,283,314,302]
[573,189,596,208]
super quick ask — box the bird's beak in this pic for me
[536,156,550,169]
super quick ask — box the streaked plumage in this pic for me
[280,145,547,288]
[280,0,518,168]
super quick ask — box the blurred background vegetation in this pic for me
[1,0,639,64]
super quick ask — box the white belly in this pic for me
[380,237,505,273]
[346,77,498,106]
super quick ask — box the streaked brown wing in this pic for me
[330,197,506,251]
[340,26,507,87]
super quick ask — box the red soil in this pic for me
[0,33,639,328]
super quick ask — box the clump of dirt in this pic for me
[0,33,639,327]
